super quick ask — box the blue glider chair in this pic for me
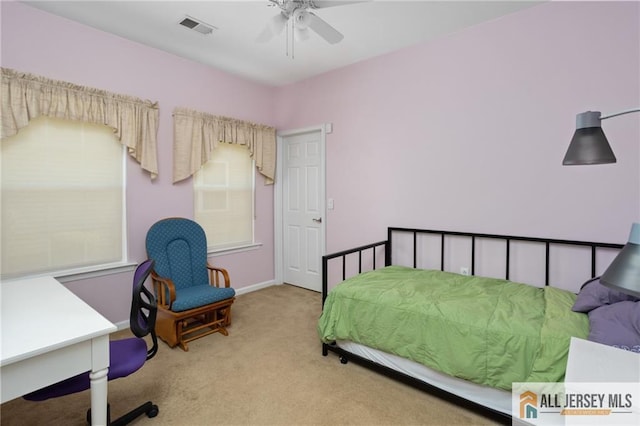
[24,259,159,425]
[145,217,236,351]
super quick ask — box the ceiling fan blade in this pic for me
[311,1,366,9]
[256,12,288,43]
[307,12,343,44]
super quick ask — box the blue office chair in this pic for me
[24,259,159,425]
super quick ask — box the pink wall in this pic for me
[1,1,277,323]
[1,1,639,323]
[275,1,640,253]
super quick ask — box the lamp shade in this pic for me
[600,223,640,297]
[562,111,617,165]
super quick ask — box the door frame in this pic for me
[274,124,328,289]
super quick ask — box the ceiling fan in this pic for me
[257,0,362,46]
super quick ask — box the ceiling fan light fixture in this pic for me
[293,9,311,30]
[295,27,311,41]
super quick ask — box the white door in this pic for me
[281,129,325,291]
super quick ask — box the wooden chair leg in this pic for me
[177,319,189,351]
[219,306,232,327]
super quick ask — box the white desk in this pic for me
[1,276,117,426]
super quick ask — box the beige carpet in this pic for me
[1,284,499,426]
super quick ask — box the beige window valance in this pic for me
[173,107,276,184]
[1,67,159,179]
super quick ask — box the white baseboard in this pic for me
[114,280,281,331]
[234,279,280,296]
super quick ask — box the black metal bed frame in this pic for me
[320,227,623,424]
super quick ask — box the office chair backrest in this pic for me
[145,218,209,291]
[131,259,158,360]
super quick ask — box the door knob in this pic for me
[312,217,322,223]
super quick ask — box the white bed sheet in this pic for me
[336,339,512,415]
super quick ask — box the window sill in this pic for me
[208,242,263,257]
[2,243,264,283]
[54,262,138,283]
[1,262,137,284]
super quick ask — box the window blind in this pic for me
[194,143,254,250]
[1,116,124,278]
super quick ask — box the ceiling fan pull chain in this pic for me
[285,19,289,57]
[291,18,295,59]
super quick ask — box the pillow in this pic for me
[587,301,640,349]
[572,276,639,313]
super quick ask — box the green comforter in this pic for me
[317,266,589,390]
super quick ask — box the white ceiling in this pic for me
[23,0,543,87]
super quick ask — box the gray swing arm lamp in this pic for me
[562,106,640,297]
[562,107,640,166]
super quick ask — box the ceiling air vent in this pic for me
[179,16,216,36]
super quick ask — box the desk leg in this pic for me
[90,335,111,426]
[89,367,109,425]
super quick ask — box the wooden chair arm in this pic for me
[150,271,176,308]
[207,263,231,288]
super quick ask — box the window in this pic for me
[1,116,125,278]
[194,143,254,250]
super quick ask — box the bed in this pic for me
[317,227,628,424]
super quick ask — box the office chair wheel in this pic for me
[147,404,159,418]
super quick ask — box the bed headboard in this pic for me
[322,227,624,303]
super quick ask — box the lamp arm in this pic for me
[600,107,640,121]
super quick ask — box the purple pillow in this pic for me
[588,301,640,348]
[572,276,639,313]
